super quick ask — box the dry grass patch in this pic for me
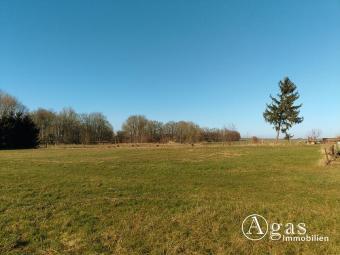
[0,144,339,254]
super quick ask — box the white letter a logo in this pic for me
[246,216,264,235]
[242,214,268,240]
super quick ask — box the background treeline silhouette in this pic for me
[0,92,39,149]
[0,91,241,148]
[118,115,240,143]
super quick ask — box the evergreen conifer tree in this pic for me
[263,77,303,142]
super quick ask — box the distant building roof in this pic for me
[322,138,340,143]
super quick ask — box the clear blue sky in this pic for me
[1,0,339,138]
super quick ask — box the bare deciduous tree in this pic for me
[122,115,148,143]
[121,115,241,144]
[0,91,27,117]
[307,129,322,143]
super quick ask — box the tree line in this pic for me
[31,108,113,145]
[32,108,240,145]
[1,76,305,148]
[118,115,240,144]
[0,91,241,148]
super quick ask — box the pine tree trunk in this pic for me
[276,130,280,143]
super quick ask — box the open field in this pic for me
[0,144,339,254]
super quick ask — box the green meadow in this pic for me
[0,144,339,254]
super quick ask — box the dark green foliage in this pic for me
[0,112,39,149]
[263,77,303,141]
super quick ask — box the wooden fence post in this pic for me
[324,148,330,165]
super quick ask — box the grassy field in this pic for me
[0,144,339,254]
